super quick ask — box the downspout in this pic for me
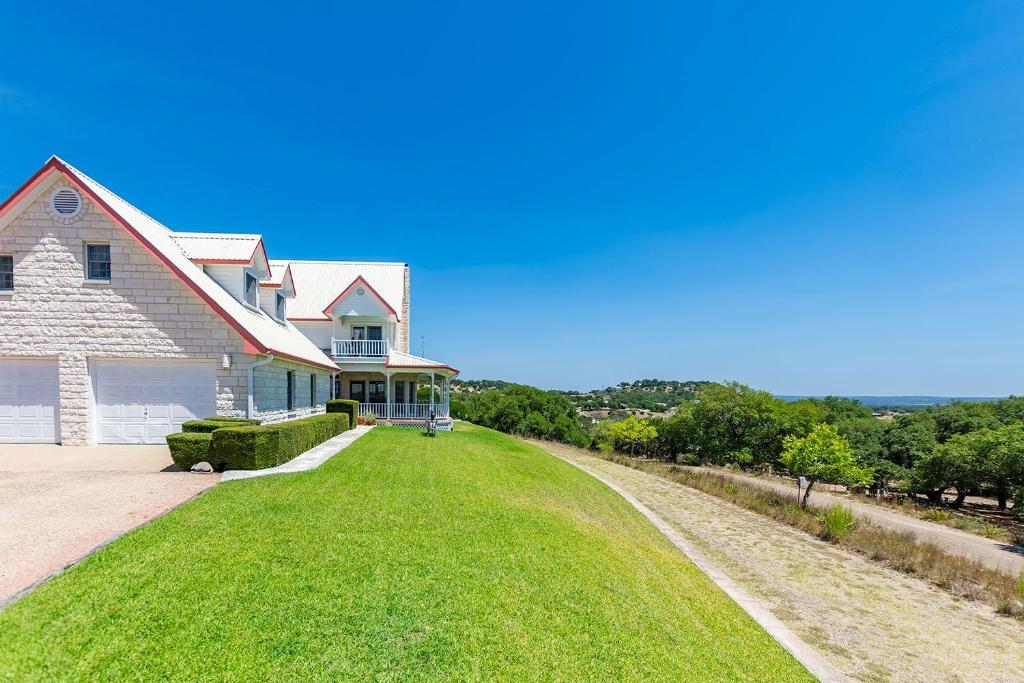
[248,354,274,419]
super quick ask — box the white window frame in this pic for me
[0,253,13,291]
[242,270,259,309]
[84,242,112,283]
[275,291,286,321]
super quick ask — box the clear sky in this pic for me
[2,2,1023,395]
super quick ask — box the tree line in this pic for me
[455,380,1024,514]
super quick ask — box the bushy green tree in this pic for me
[880,412,937,469]
[608,415,658,456]
[932,402,1001,443]
[690,383,820,467]
[457,383,589,447]
[780,424,874,507]
[912,424,1024,508]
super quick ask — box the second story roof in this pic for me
[273,260,406,321]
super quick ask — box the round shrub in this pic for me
[167,432,213,471]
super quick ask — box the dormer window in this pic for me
[244,271,258,308]
[275,291,286,321]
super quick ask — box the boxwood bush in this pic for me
[326,399,359,430]
[202,416,261,426]
[182,420,232,434]
[167,432,213,470]
[207,413,349,471]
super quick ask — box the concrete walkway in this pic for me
[221,425,374,481]
[692,466,1024,575]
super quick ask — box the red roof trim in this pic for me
[7,158,336,371]
[0,161,58,221]
[321,276,399,320]
[259,264,294,293]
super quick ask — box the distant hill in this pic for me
[454,378,1009,415]
[453,378,711,412]
[777,395,1005,411]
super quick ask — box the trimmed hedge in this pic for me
[182,420,232,434]
[167,432,213,471]
[202,416,261,426]
[208,413,349,471]
[326,399,358,430]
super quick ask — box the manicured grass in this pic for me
[0,424,812,681]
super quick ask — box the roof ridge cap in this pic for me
[59,159,175,234]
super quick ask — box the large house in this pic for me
[0,157,457,445]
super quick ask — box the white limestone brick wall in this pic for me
[399,265,410,353]
[0,179,263,443]
[253,358,331,422]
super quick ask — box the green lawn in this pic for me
[0,424,812,681]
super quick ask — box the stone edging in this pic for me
[220,425,374,481]
[548,451,850,683]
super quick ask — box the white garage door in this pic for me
[0,359,59,443]
[94,360,216,444]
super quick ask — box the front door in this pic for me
[349,381,365,403]
[368,380,386,403]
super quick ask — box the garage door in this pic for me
[0,359,59,443]
[94,360,216,444]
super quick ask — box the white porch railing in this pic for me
[332,339,389,358]
[256,405,327,424]
[358,402,450,419]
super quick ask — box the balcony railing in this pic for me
[358,402,450,419]
[332,338,389,358]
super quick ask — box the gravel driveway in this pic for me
[0,445,217,604]
[532,441,1024,683]
[693,466,1024,575]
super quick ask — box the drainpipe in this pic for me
[248,354,274,418]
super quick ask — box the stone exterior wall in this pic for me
[399,265,410,353]
[0,177,324,443]
[253,357,331,421]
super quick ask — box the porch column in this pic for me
[331,317,337,355]
[429,372,435,414]
[385,370,392,421]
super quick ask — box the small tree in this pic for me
[608,416,658,457]
[781,424,874,507]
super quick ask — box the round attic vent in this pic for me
[51,187,82,218]
[356,286,366,295]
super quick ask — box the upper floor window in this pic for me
[243,271,258,308]
[0,255,12,291]
[85,243,111,281]
[275,292,286,321]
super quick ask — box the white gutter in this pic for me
[248,354,274,418]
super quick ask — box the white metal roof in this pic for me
[386,349,459,376]
[51,158,337,370]
[274,260,406,320]
[170,231,265,264]
[261,261,291,286]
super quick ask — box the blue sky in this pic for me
[2,2,1023,395]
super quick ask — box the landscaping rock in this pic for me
[190,461,214,473]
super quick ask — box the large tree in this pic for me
[913,424,1024,508]
[608,416,658,457]
[690,382,821,467]
[780,424,874,507]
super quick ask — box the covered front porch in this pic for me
[333,367,454,428]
